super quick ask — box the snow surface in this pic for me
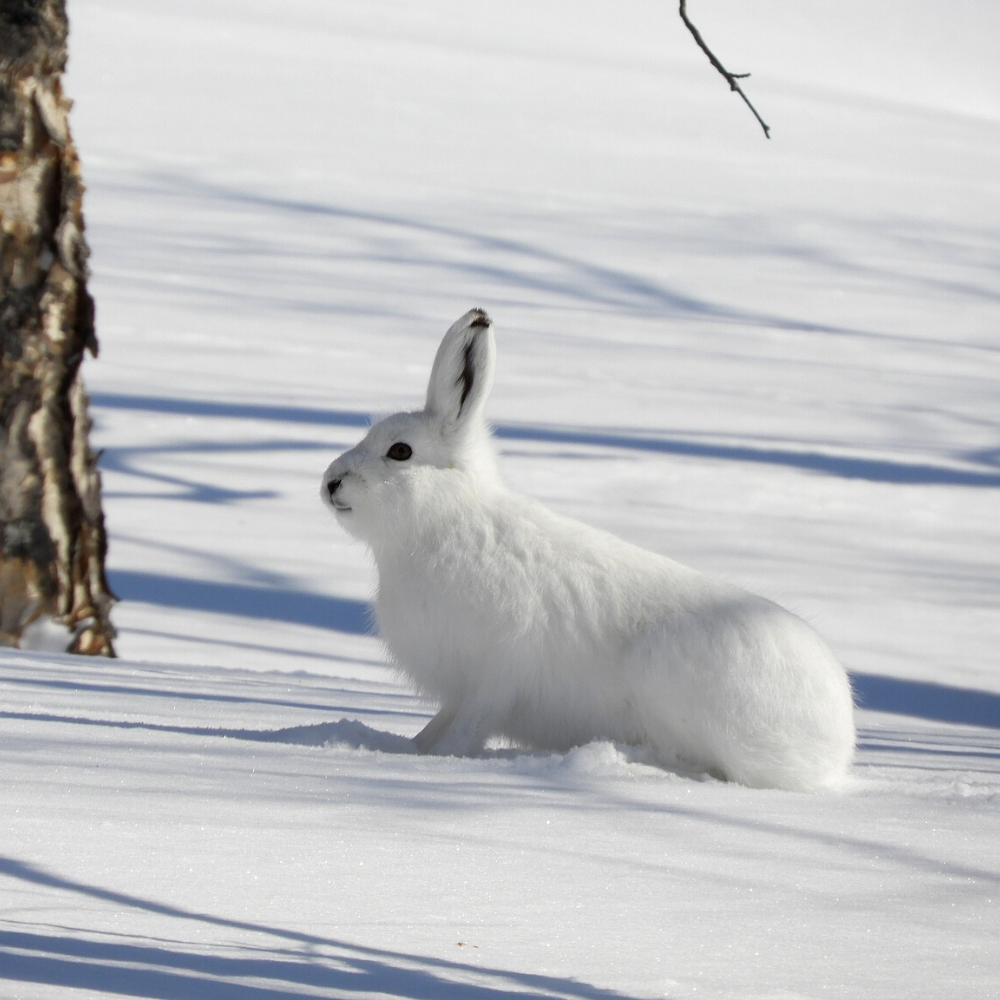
[3,1,999,997]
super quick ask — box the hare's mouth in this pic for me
[332,502,352,512]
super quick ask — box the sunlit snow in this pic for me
[2,1,998,997]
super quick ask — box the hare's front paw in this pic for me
[413,705,457,753]
[414,702,489,757]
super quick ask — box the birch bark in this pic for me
[1,0,115,654]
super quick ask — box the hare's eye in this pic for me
[386,442,413,462]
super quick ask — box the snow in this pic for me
[2,0,999,996]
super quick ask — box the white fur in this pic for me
[321,309,855,790]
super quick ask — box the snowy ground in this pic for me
[3,1,999,997]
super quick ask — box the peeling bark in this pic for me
[1,0,115,654]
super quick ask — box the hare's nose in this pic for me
[326,478,342,497]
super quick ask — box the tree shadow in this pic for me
[96,173,845,336]
[91,393,1000,488]
[106,570,371,636]
[494,424,1000,487]
[98,439,335,505]
[0,857,637,1000]
[92,392,372,429]
[9,667,999,753]
[3,670,408,715]
[96,540,1000,735]
[158,175,1000,340]
[852,672,1000,730]
[0,710,419,753]
[87,168,1000,367]
[97,556,1000,734]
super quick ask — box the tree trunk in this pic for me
[0,0,115,655]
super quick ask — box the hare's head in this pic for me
[321,309,499,545]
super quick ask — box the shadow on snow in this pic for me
[0,858,633,1000]
[91,393,1000,488]
[851,673,1000,730]
[89,393,1000,732]
[106,570,371,636]
[104,572,1000,732]
[0,710,416,753]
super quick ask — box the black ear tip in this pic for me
[468,308,491,329]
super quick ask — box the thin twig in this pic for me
[678,0,770,138]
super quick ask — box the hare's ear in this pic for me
[425,309,495,432]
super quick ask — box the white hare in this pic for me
[321,309,855,790]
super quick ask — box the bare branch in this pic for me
[678,0,770,139]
